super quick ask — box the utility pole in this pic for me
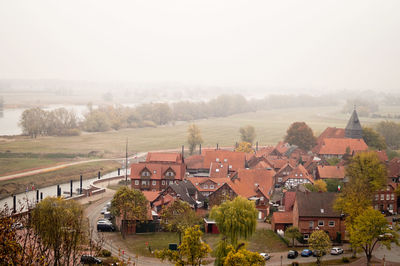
[125,138,128,186]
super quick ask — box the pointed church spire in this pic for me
[345,109,363,139]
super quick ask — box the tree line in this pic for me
[19,93,338,136]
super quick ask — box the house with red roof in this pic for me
[202,149,246,173]
[314,138,368,159]
[208,168,276,220]
[188,177,230,197]
[373,183,398,214]
[388,157,400,183]
[316,165,346,181]
[130,152,186,192]
[275,163,295,186]
[283,164,314,189]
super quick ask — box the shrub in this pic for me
[98,249,112,257]
[342,257,350,263]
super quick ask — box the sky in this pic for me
[0,0,399,92]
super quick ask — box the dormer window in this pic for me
[166,171,175,177]
[229,165,232,169]
[216,169,220,172]
[216,158,220,162]
[204,184,208,189]
[142,171,150,177]
[224,158,228,162]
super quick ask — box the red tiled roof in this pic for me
[255,146,274,157]
[266,156,297,171]
[373,150,389,163]
[187,177,230,192]
[317,165,345,179]
[274,141,290,155]
[130,162,185,180]
[153,194,175,207]
[228,168,276,199]
[316,138,368,155]
[283,164,314,183]
[185,154,204,169]
[252,160,272,169]
[316,127,345,147]
[142,191,160,203]
[272,211,293,224]
[388,157,400,178]
[203,150,246,172]
[209,162,229,178]
[146,152,183,163]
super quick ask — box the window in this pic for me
[381,194,384,200]
[318,221,324,227]
[303,234,309,240]
[375,194,379,201]
[229,165,232,169]
[135,180,139,185]
[278,178,283,182]
[216,158,220,162]
[391,194,395,200]
[389,204,393,210]
[309,221,314,229]
[386,194,390,200]
[153,170,157,174]
[374,205,379,210]
[169,181,174,185]
[142,171,150,177]
[210,185,214,189]
[224,158,228,162]
[141,180,147,185]
[204,184,208,189]
[216,169,220,172]
[152,181,156,186]
[166,171,174,177]
[162,180,165,185]
[328,221,335,227]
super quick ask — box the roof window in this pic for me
[321,209,324,213]
[224,158,228,162]
[216,158,220,162]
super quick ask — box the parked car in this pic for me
[330,247,344,255]
[97,219,115,232]
[259,253,270,260]
[301,249,313,257]
[287,250,298,259]
[101,207,107,214]
[80,255,102,264]
[312,250,326,257]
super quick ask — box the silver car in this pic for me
[330,247,344,255]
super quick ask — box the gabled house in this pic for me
[283,164,314,189]
[208,168,276,220]
[275,163,295,186]
[188,177,230,197]
[202,149,246,173]
[159,180,206,209]
[316,165,346,181]
[293,192,345,241]
[314,138,368,159]
[373,183,398,214]
[130,152,186,191]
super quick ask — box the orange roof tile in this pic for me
[185,154,204,169]
[316,138,368,155]
[388,157,400,178]
[272,211,293,224]
[203,150,246,172]
[142,191,161,203]
[255,146,274,157]
[130,162,185,180]
[146,152,183,163]
[317,165,345,179]
[209,162,229,178]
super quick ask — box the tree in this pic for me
[110,187,148,238]
[155,225,211,266]
[160,200,202,244]
[239,125,256,144]
[376,121,400,149]
[284,122,317,151]
[31,197,86,265]
[362,126,387,150]
[210,196,257,247]
[308,230,332,266]
[349,208,399,266]
[19,107,47,138]
[234,142,254,153]
[285,226,302,247]
[0,212,22,265]
[187,124,203,155]
[223,243,264,266]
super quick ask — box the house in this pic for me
[373,183,398,214]
[159,180,206,209]
[316,127,345,146]
[271,211,293,232]
[388,157,400,183]
[187,177,230,197]
[293,192,345,241]
[283,164,314,189]
[130,152,186,191]
[202,149,246,173]
[314,138,368,159]
[185,154,206,176]
[315,165,346,181]
[208,168,276,220]
[275,163,295,186]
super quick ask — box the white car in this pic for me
[260,253,271,260]
[330,247,344,255]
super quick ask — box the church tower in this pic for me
[345,108,363,139]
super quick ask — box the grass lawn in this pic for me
[0,157,70,176]
[299,256,359,265]
[0,160,120,199]
[107,229,288,258]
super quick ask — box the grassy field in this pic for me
[2,105,395,158]
[0,160,120,199]
[106,228,288,258]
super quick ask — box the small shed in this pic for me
[204,218,219,234]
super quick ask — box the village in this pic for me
[82,109,399,265]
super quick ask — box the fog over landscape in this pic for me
[1,0,400,97]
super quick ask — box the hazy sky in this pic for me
[0,0,399,91]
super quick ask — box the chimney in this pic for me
[256,141,258,151]
[182,145,185,162]
[199,143,202,155]
[216,143,219,150]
